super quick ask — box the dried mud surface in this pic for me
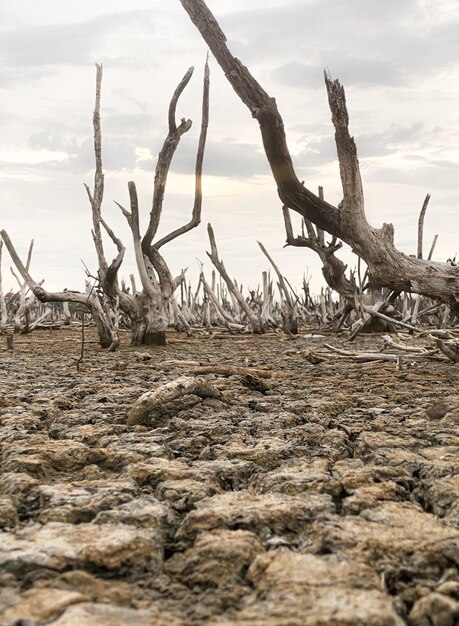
[1,328,459,626]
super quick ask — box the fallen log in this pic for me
[127,375,222,426]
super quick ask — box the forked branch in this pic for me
[155,56,210,249]
[142,67,195,249]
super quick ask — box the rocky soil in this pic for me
[1,327,459,626]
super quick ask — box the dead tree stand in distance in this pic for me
[0,242,8,333]
[283,187,356,329]
[206,223,265,334]
[0,230,120,349]
[257,241,299,334]
[179,0,459,310]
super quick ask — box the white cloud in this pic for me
[1,0,459,297]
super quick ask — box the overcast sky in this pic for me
[2,0,459,297]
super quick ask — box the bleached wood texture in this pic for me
[127,375,222,425]
[179,0,459,310]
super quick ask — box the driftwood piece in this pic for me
[324,344,397,363]
[240,374,271,393]
[381,335,431,354]
[365,308,454,339]
[190,365,288,379]
[127,376,222,426]
[435,339,459,363]
[349,298,390,341]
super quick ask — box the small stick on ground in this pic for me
[190,365,288,378]
[324,343,398,362]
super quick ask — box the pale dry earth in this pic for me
[1,327,459,626]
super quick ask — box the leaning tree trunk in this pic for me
[206,224,265,334]
[257,241,298,334]
[179,0,459,310]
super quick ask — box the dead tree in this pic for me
[83,63,125,349]
[179,0,459,311]
[1,67,122,349]
[257,241,298,334]
[2,60,210,348]
[283,189,355,305]
[110,58,210,345]
[206,223,264,333]
[86,62,209,345]
[0,231,119,348]
[0,242,8,332]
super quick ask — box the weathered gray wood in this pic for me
[417,194,431,259]
[0,230,117,349]
[142,67,194,250]
[179,0,459,310]
[258,241,298,334]
[0,241,8,332]
[128,376,222,425]
[207,224,264,333]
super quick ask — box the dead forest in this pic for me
[1,1,459,625]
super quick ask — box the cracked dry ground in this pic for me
[1,329,459,626]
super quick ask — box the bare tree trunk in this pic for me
[417,193,431,259]
[10,240,34,334]
[62,301,71,325]
[261,271,276,327]
[258,241,298,334]
[179,0,459,310]
[0,242,7,333]
[206,224,264,333]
